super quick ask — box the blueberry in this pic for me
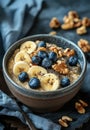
[38,41,46,48]
[28,77,40,89]
[32,56,41,65]
[48,51,57,62]
[60,77,70,87]
[18,72,28,82]
[68,56,78,66]
[38,51,47,59]
[41,57,52,68]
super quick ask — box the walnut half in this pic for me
[78,39,90,52]
[76,26,87,35]
[75,102,85,114]
[75,99,88,114]
[49,17,61,29]
[52,61,69,74]
[63,48,75,57]
[58,116,73,127]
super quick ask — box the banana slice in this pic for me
[20,41,36,54]
[13,61,29,76]
[14,51,31,64]
[28,66,47,79]
[40,73,60,91]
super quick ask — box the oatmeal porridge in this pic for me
[8,40,81,91]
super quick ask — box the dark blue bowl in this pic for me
[2,34,87,112]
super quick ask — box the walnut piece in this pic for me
[58,119,68,127]
[61,22,74,30]
[79,99,88,107]
[73,18,82,28]
[49,46,63,57]
[49,17,61,29]
[62,116,73,122]
[75,99,88,114]
[78,39,90,52]
[63,48,75,57]
[76,26,87,35]
[68,11,79,19]
[37,47,47,52]
[75,102,85,114]
[52,61,69,74]
[82,17,90,27]
[63,15,71,23]
[30,47,47,57]
[62,11,81,29]
[58,116,73,127]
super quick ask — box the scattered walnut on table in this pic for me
[62,116,73,122]
[82,17,90,27]
[79,99,88,107]
[49,17,61,29]
[58,116,73,127]
[78,39,90,52]
[68,11,79,19]
[63,15,71,23]
[73,18,82,28]
[61,21,74,30]
[76,26,87,35]
[62,11,81,29]
[49,11,90,34]
[63,11,79,23]
[75,99,88,114]
[75,102,85,114]
[58,119,68,127]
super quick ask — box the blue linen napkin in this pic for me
[0,0,90,130]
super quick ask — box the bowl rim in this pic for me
[2,34,87,98]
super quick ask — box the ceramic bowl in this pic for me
[2,34,87,113]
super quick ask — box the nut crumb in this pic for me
[49,31,57,35]
[49,17,61,29]
[76,26,87,35]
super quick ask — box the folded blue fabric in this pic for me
[0,90,90,130]
[0,0,43,51]
[0,0,90,130]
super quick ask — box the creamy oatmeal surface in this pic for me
[8,40,81,91]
